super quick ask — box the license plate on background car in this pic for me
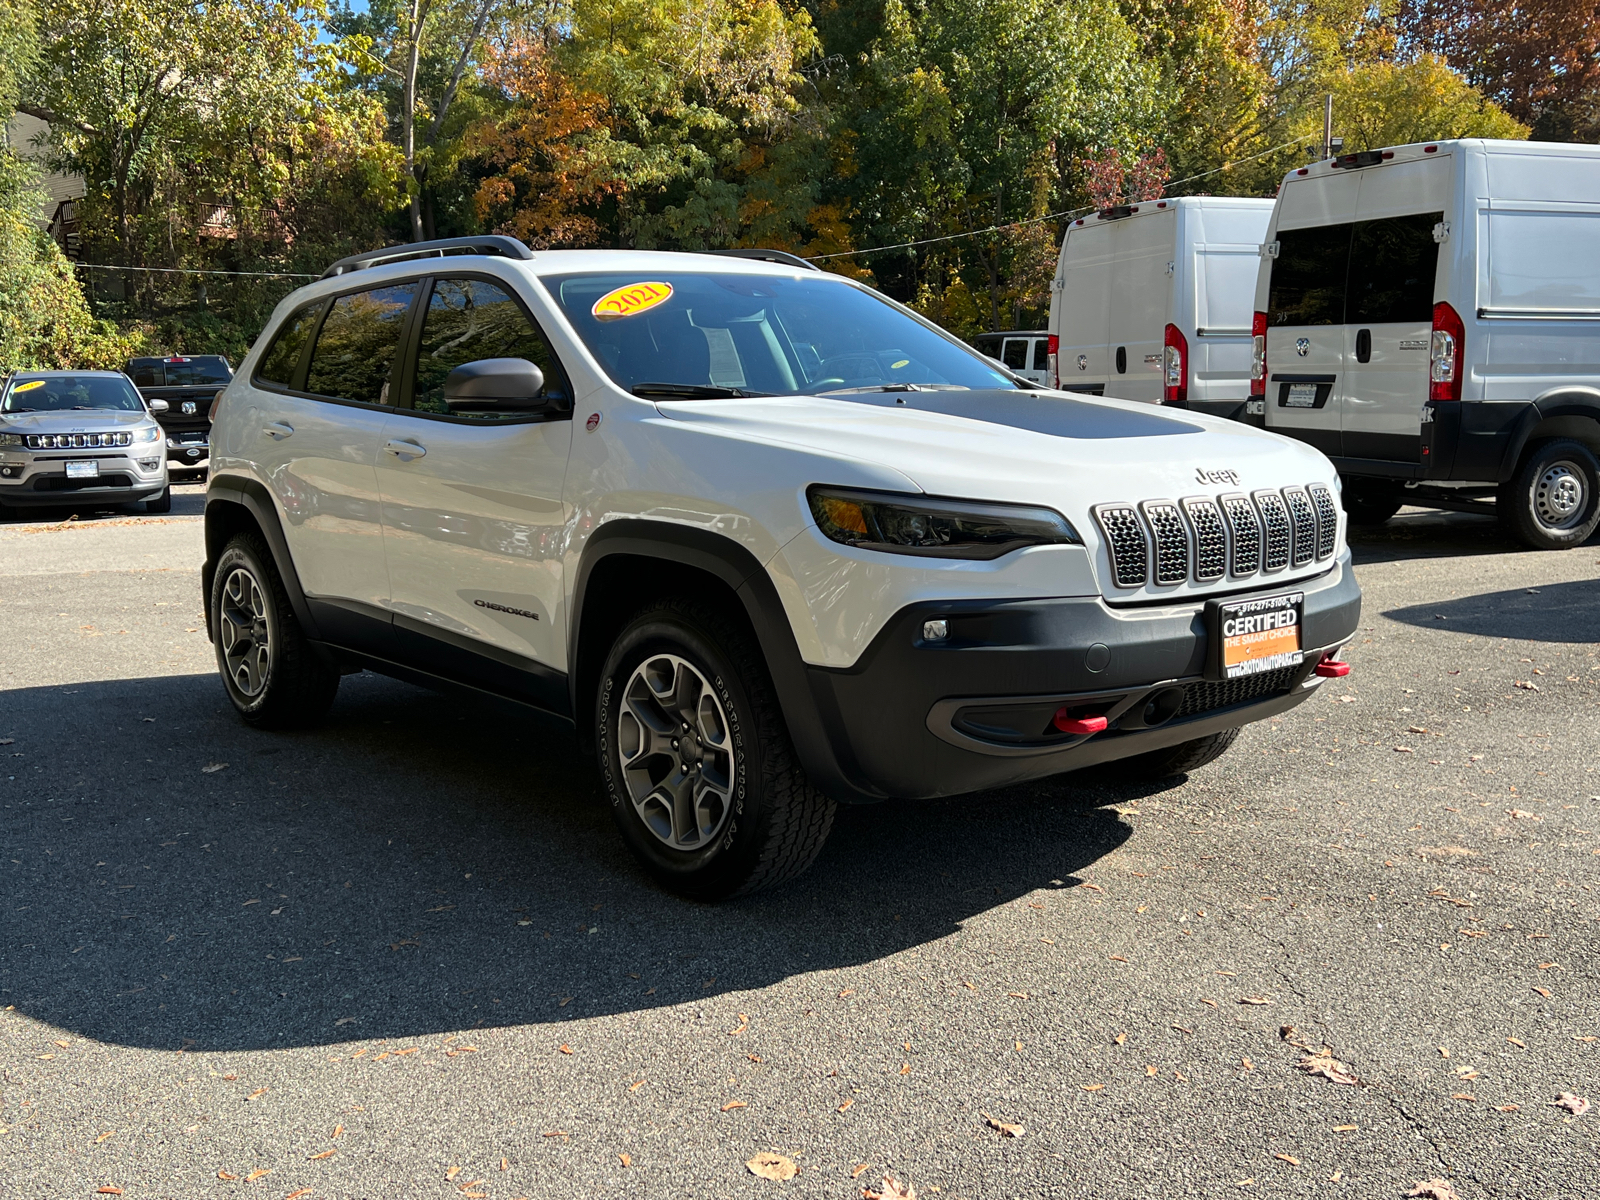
[65,460,99,479]
[1213,591,1304,679]
[1285,383,1318,407]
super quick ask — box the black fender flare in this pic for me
[204,472,322,646]
[569,519,884,804]
[1510,387,1600,471]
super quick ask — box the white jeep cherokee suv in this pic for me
[203,237,1362,898]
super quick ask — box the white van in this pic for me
[1048,196,1274,419]
[972,330,1050,384]
[1252,139,1600,549]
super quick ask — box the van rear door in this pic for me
[1108,212,1172,403]
[1341,158,1450,462]
[1054,225,1112,393]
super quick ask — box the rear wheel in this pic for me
[596,598,835,900]
[1341,479,1402,526]
[210,532,339,727]
[1498,439,1600,550]
[1120,728,1241,781]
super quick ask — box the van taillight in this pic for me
[1047,334,1059,389]
[1250,311,1268,399]
[1429,302,1464,401]
[1162,324,1187,405]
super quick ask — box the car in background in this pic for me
[126,354,233,471]
[0,371,170,515]
[972,331,1051,385]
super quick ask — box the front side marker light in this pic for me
[808,486,1081,560]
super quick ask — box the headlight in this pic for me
[0,433,20,447]
[808,486,1080,560]
[134,424,161,443]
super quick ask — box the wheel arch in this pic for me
[569,520,874,803]
[1516,389,1600,469]
[204,473,320,647]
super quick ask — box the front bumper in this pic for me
[0,450,167,506]
[799,551,1360,801]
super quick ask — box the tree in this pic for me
[1310,55,1528,149]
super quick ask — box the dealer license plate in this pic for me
[1215,591,1304,679]
[65,460,99,479]
[1285,383,1318,408]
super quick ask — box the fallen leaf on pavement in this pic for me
[838,989,855,998]
[1507,1037,1526,1048]
[1407,1180,1462,1200]
[1532,987,1551,998]
[95,1190,122,1196]
[984,1114,1023,1138]
[247,1088,267,1099]
[852,1164,872,1178]
[1298,1051,1360,1086]
[619,1153,631,1167]
[218,1171,238,1180]
[863,1174,916,1200]
[286,1190,312,1199]
[1451,1093,1475,1101]
[1081,1083,1104,1092]
[1239,996,1271,1005]
[95,1131,114,1143]
[244,1169,270,1181]
[1332,1124,1356,1132]
[558,1044,573,1055]
[746,1152,798,1181]
[501,1158,508,1171]
[446,1167,462,1179]
[309,1149,334,1160]
[541,1130,568,1138]
[837,1099,854,1113]
[331,1125,343,1138]
[202,762,228,773]
[1513,680,1539,690]
[721,1100,748,1112]
[1145,1065,1158,1076]
[1274,1154,1300,1166]
[1553,1092,1591,1115]
[1113,1032,1127,1045]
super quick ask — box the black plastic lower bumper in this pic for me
[800,554,1361,801]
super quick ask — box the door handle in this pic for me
[384,438,427,460]
[1355,329,1372,363]
[263,421,293,440]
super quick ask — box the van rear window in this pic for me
[1269,212,1442,328]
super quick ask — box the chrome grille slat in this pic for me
[1093,504,1148,588]
[24,431,133,449]
[1181,497,1227,581]
[1220,493,1260,576]
[1140,500,1189,585]
[1284,488,1317,567]
[1252,490,1292,572]
[1309,483,1338,559]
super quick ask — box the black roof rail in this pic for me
[704,248,820,271]
[320,235,535,280]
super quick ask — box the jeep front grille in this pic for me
[1097,484,1338,588]
[25,431,134,449]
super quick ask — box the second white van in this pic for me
[1048,196,1274,419]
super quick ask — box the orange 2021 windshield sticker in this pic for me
[592,281,673,322]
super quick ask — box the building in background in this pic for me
[3,111,84,256]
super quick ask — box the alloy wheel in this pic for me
[220,566,272,697]
[615,653,735,851]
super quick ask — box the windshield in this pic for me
[546,271,1017,398]
[127,357,232,388]
[2,374,147,413]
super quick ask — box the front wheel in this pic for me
[1498,439,1600,550]
[1119,728,1241,781]
[1341,479,1402,526]
[144,485,172,514]
[210,533,339,727]
[596,598,835,900]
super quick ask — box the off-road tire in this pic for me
[144,486,172,514]
[1498,438,1600,550]
[1341,479,1402,526]
[596,597,836,900]
[210,532,339,728]
[1120,727,1241,780]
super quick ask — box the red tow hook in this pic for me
[1053,709,1108,735]
[1313,654,1350,678]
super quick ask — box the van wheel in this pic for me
[1341,480,1402,526]
[210,532,340,727]
[596,598,836,900]
[1120,728,1241,780]
[1499,439,1600,550]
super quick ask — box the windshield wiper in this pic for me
[631,383,771,400]
[817,383,970,395]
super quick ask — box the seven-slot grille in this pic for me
[24,431,134,449]
[1094,484,1339,589]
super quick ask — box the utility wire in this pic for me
[805,135,1313,263]
[71,263,318,279]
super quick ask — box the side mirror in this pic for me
[443,358,547,412]
[148,398,169,414]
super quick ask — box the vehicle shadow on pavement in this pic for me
[1382,577,1600,642]
[0,670,1134,1053]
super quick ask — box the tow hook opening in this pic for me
[1313,652,1350,678]
[1052,708,1108,736]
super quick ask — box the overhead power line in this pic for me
[72,263,318,279]
[805,135,1314,263]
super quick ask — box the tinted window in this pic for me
[412,278,567,417]
[1032,338,1050,371]
[256,302,325,387]
[3,374,145,413]
[973,335,1002,357]
[160,357,232,387]
[305,284,417,405]
[1002,339,1029,369]
[1347,212,1442,324]
[128,360,161,387]
[1268,224,1351,327]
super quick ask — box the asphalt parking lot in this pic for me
[1,487,1596,1200]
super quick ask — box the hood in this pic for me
[1,409,156,434]
[656,388,1342,603]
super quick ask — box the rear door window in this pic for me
[256,302,326,388]
[1347,212,1442,324]
[1032,338,1050,371]
[160,357,232,386]
[411,277,568,417]
[1001,339,1029,369]
[1268,224,1352,327]
[304,284,417,405]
